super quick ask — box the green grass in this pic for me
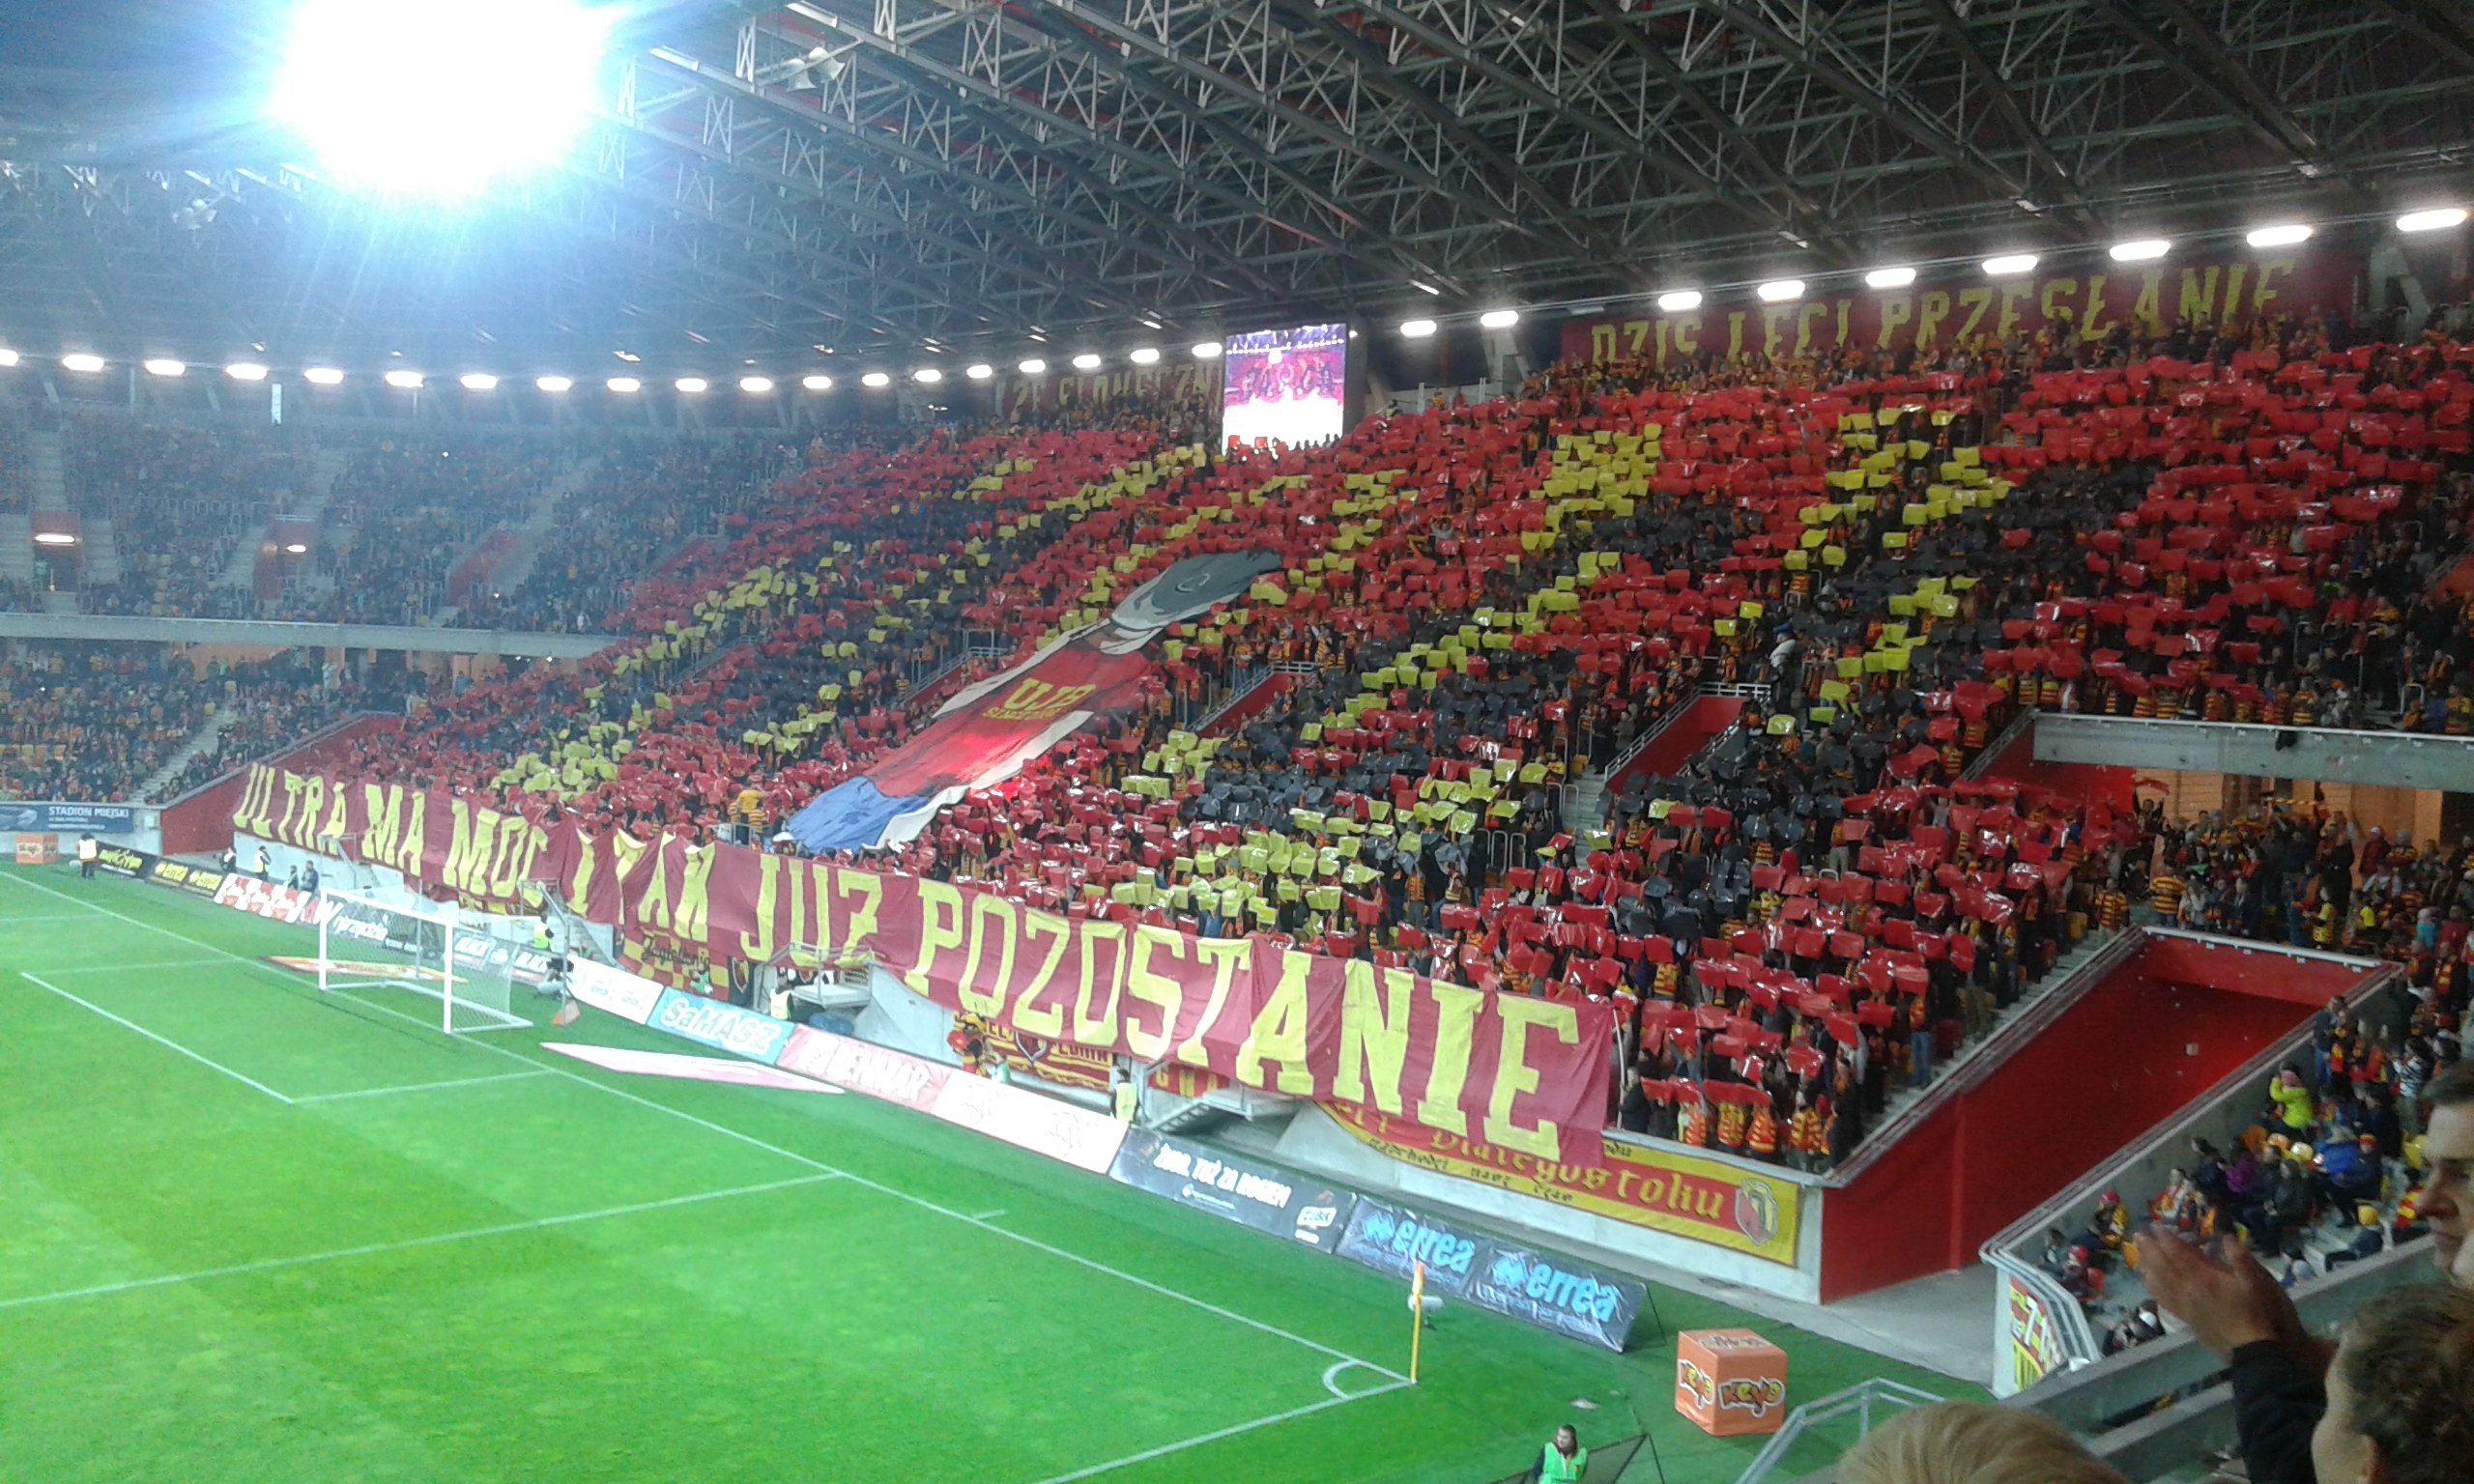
[0,862,1975,1483]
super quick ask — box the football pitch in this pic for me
[0,862,1972,1483]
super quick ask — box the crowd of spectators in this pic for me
[317,433,567,626]
[65,418,324,619]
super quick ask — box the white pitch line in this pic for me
[971,1209,1008,1221]
[26,958,243,976]
[1025,1379,1416,1484]
[291,1070,555,1104]
[0,1173,843,1312]
[0,870,1412,1389]
[17,972,296,1105]
[0,912,111,924]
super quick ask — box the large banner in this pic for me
[1561,249,2363,367]
[996,361,1217,423]
[1322,1103,1800,1265]
[237,765,1618,1165]
[0,802,138,834]
[783,548,1281,853]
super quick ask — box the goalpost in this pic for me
[314,886,531,1035]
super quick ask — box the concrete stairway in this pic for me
[83,513,122,586]
[0,512,32,590]
[136,708,237,802]
[26,432,67,511]
[483,454,599,598]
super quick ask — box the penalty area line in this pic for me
[17,971,296,1105]
[0,1173,845,1312]
[291,1070,556,1103]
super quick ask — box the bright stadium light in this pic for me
[1864,266,1916,289]
[2246,223,2313,248]
[1399,319,1437,338]
[1982,253,2039,276]
[862,371,891,388]
[1191,342,1222,360]
[271,0,612,196]
[33,531,76,547]
[1129,347,1161,365]
[535,375,572,392]
[965,363,993,381]
[606,376,641,392]
[1019,358,1048,375]
[2110,239,2172,262]
[740,375,774,393]
[225,361,270,381]
[2399,207,2468,234]
[913,367,942,384]
[384,369,424,389]
[459,372,499,390]
[0,348,17,367]
[1655,290,1701,313]
[143,357,187,377]
[303,365,344,385]
[1071,353,1102,370]
[1479,308,1521,328]
[61,354,105,373]
[1756,279,1804,302]
[674,377,707,393]
[801,374,832,390]
[284,542,309,555]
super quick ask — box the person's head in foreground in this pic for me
[2421,1059,2474,1285]
[2310,1284,2474,1484]
[1836,1400,2125,1484]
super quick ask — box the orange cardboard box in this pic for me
[1674,1327,1788,1437]
[14,833,58,866]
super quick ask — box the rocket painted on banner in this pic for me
[782,547,1281,853]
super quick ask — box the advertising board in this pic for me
[0,802,138,835]
[647,988,795,1065]
[566,957,664,1025]
[213,873,335,927]
[1109,1128,1354,1250]
[1335,1196,1645,1353]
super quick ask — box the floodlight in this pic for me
[1019,358,1048,375]
[1399,319,1438,338]
[225,362,270,381]
[1757,279,1804,302]
[965,364,993,381]
[0,348,16,367]
[1479,309,1520,329]
[284,543,309,554]
[801,374,832,390]
[33,531,76,546]
[2246,224,2313,248]
[1191,342,1223,359]
[862,371,891,388]
[913,367,942,384]
[459,372,499,390]
[606,376,641,392]
[61,354,105,373]
[2109,239,2171,262]
[740,375,774,393]
[1410,280,1442,296]
[303,366,344,385]
[1864,267,1916,289]
[1129,347,1160,365]
[2399,207,2468,234]
[384,369,424,388]
[536,375,572,392]
[674,377,707,393]
[1981,253,2039,276]
[271,0,612,196]
[1071,353,1102,370]
[1655,291,1701,313]
[143,358,187,377]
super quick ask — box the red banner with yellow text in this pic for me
[1560,248,2363,369]
[236,763,1615,1163]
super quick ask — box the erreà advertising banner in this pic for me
[236,762,1617,1166]
[783,549,1281,852]
[1560,248,2362,368]
[1334,1196,1643,1352]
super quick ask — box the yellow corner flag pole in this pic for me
[1409,1260,1425,1384]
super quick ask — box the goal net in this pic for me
[315,887,531,1035]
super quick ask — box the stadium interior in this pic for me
[4,1,2474,1481]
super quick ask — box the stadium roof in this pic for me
[2,0,2470,373]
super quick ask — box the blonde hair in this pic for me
[1836,1402,2126,1484]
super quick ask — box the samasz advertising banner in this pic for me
[1109,1128,1355,1250]
[647,988,795,1065]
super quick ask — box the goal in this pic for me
[314,887,531,1035]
